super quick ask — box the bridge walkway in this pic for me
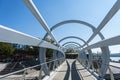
[51,59,96,80]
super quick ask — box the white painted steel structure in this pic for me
[0,25,63,52]
[62,41,82,47]
[0,0,120,80]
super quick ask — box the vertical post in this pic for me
[79,52,87,66]
[100,46,110,79]
[38,66,43,80]
[58,52,62,65]
[39,47,49,75]
[23,69,27,80]
[88,50,93,69]
[83,51,87,67]
[78,52,83,64]
[48,62,52,74]
[108,67,115,80]
[52,50,57,70]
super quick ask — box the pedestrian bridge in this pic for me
[0,0,120,80]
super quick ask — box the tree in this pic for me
[65,48,75,53]
[45,38,55,59]
[0,42,14,58]
[45,38,55,44]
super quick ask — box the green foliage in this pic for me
[0,42,14,55]
[14,45,39,57]
[45,38,55,59]
[45,38,55,44]
[65,48,75,53]
[46,48,53,58]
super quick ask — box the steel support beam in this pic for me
[43,20,104,41]
[57,52,63,64]
[23,0,61,47]
[62,41,82,48]
[52,50,57,70]
[87,50,93,69]
[79,52,87,66]
[86,0,120,45]
[64,44,80,48]
[100,47,110,79]
[58,36,88,47]
[64,44,81,50]
[0,25,63,52]
[39,47,49,75]
[83,35,120,50]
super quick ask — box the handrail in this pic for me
[78,56,120,80]
[85,0,120,46]
[23,0,62,47]
[77,59,99,80]
[0,57,64,79]
[80,35,120,53]
[0,25,63,53]
[86,60,120,80]
[91,60,120,70]
[110,64,120,69]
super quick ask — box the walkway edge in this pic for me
[43,61,66,80]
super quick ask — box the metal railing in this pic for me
[0,57,65,80]
[79,54,120,80]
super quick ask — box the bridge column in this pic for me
[100,47,110,79]
[87,49,93,69]
[58,52,63,65]
[78,52,83,64]
[39,47,49,75]
[52,50,57,70]
[79,51,87,66]
[83,51,88,67]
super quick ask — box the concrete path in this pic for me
[0,59,98,80]
[52,59,97,80]
[52,59,81,80]
[76,61,96,80]
[0,63,8,72]
[106,62,120,74]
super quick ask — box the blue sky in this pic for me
[0,0,120,53]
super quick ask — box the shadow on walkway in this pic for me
[71,60,81,80]
[64,60,70,80]
[63,60,81,80]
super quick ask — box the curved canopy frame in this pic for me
[23,0,120,78]
[64,44,80,48]
[62,41,82,48]
[58,36,88,47]
[64,44,81,50]
[43,20,105,43]
[64,44,81,52]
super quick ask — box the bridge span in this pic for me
[0,0,120,80]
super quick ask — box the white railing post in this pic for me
[88,49,93,69]
[100,47,110,79]
[39,47,49,75]
[108,67,115,80]
[23,69,27,80]
[52,50,57,70]
[38,66,43,80]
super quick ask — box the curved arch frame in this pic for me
[64,44,81,51]
[59,36,88,46]
[62,41,82,48]
[64,44,80,48]
[43,20,109,77]
[43,20,104,41]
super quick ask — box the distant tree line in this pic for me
[0,38,56,62]
[0,42,39,62]
[0,42,14,59]
[65,48,77,53]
